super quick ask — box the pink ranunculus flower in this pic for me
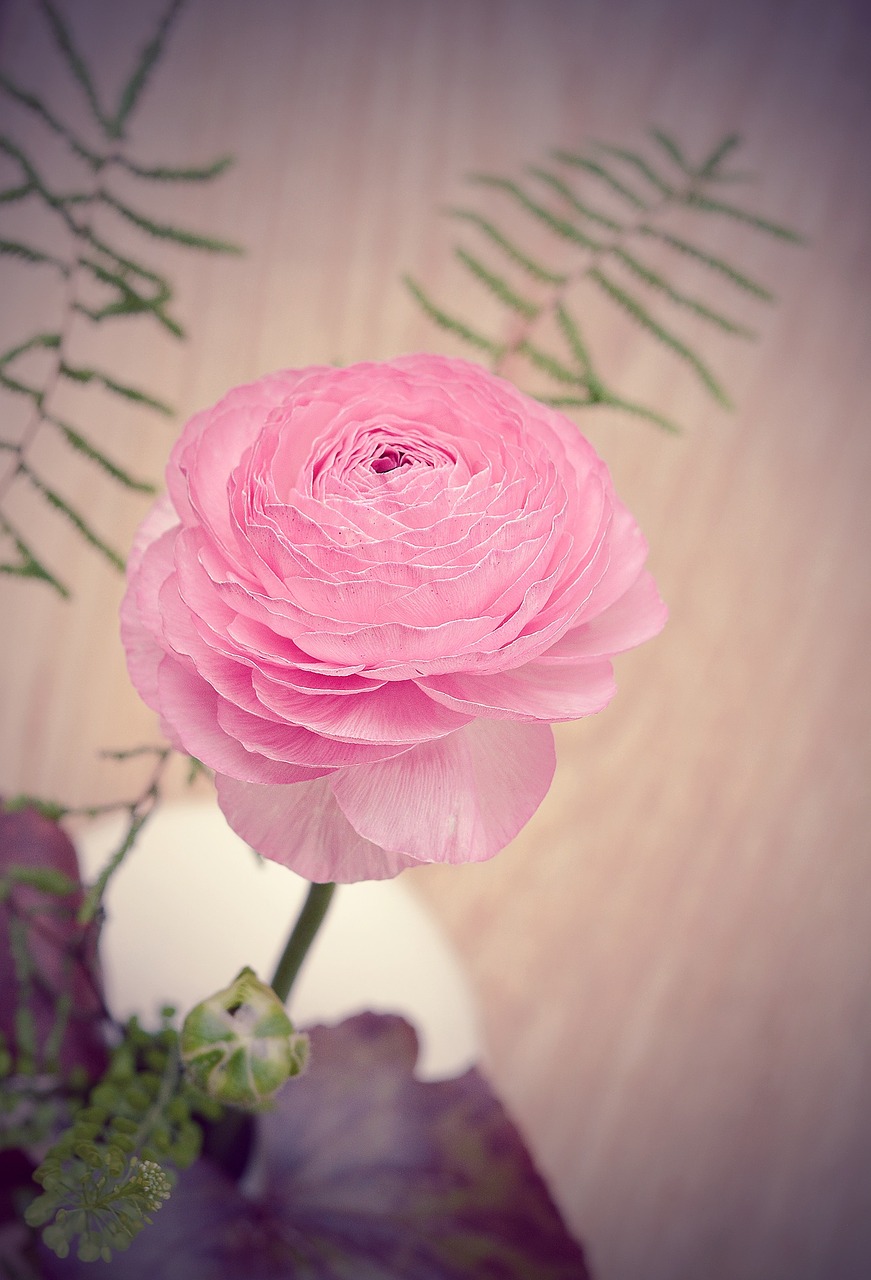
[121,355,665,882]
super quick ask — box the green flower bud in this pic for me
[180,967,308,1110]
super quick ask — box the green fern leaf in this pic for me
[684,192,803,242]
[0,181,35,204]
[553,304,590,369]
[0,238,69,273]
[0,369,42,403]
[403,276,504,356]
[649,127,693,174]
[466,174,602,249]
[0,332,62,366]
[38,0,110,136]
[119,155,234,183]
[612,247,756,335]
[47,416,156,493]
[551,151,648,209]
[527,167,622,229]
[19,464,126,571]
[516,339,586,387]
[590,266,731,405]
[589,141,674,197]
[58,361,173,414]
[101,191,243,254]
[111,0,186,138]
[76,257,183,336]
[447,208,567,284]
[697,133,742,178]
[638,225,773,299]
[455,248,540,319]
[0,71,101,168]
[0,512,70,596]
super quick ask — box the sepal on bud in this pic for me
[180,967,308,1110]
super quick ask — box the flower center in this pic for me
[370,446,412,474]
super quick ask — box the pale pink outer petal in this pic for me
[539,570,667,664]
[214,774,419,883]
[416,659,617,722]
[119,494,179,712]
[330,719,556,865]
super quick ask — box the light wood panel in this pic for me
[1,2,870,1276]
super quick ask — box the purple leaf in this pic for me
[42,1013,591,1278]
[0,802,106,1083]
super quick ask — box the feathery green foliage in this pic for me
[0,0,241,598]
[25,1013,221,1264]
[407,129,802,431]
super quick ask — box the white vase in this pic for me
[77,801,479,1081]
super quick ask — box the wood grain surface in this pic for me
[1,2,870,1277]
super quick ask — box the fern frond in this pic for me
[684,192,804,242]
[590,266,731,405]
[589,141,674,197]
[0,512,70,596]
[447,209,567,284]
[527,167,622,230]
[0,238,69,273]
[100,190,243,253]
[637,225,774,299]
[466,174,602,249]
[404,276,504,356]
[612,247,756,335]
[597,391,683,434]
[554,304,597,380]
[18,464,126,571]
[455,248,540,319]
[111,0,186,138]
[551,151,648,209]
[38,0,109,135]
[47,416,156,492]
[58,361,173,414]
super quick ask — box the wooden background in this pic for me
[1,1,870,1276]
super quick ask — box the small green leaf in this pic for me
[111,0,186,137]
[0,237,69,272]
[59,361,173,414]
[649,127,693,173]
[101,191,243,254]
[590,266,732,406]
[119,154,234,183]
[38,0,110,136]
[48,415,157,492]
[551,151,648,209]
[456,247,540,319]
[516,340,586,387]
[0,513,69,596]
[612,247,756,336]
[447,208,567,284]
[466,174,602,249]
[528,166,623,229]
[590,141,674,197]
[684,192,804,242]
[638,225,774,299]
[697,133,742,178]
[18,463,127,570]
[404,275,504,357]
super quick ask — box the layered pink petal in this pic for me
[417,658,616,722]
[215,774,418,882]
[331,720,556,865]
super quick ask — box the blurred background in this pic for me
[1,1,870,1276]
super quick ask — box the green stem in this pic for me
[270,881,336,1004]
